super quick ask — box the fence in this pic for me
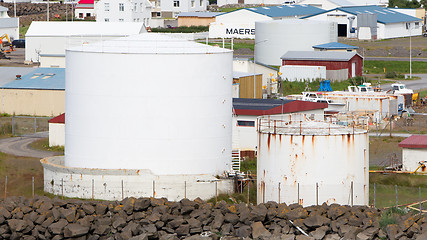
[0,116,50,136]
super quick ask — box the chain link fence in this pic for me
[0,116,50,136]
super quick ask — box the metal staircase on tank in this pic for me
[231,150,241,175]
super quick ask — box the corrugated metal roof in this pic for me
[233,98,327,116]
[49,113,65,124]
[0,18,19,29]
[312,42,359,50]
[281,51,359,61]
[304,5,421,24]
[223,4,324,18]
[0,67,35,86]
[233,71,260,78]
[26,22,146,37]
[1,68,65,90]
[398,135,427,149]
[178,12,220,17]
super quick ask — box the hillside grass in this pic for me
[364,60,427,74]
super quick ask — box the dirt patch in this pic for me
[369,137,405,167]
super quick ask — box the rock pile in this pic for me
[0,195,425,240]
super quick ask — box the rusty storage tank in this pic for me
[257,115,369,206]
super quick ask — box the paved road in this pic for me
[380,74,427,92]
[0,132,56,159]
[365,57,427,62]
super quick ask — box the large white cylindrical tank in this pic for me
[65,34,233,176]
[257,115,369,206]
[255,19,337,66]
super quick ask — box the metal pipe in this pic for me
[395,185,398,207]
[32,177,34,198]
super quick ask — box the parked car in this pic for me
[12,39,25,48]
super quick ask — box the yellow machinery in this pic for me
[0,34,14,54]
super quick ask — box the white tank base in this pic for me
[41,156,234,201]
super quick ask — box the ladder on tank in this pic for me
[231,150,241,174]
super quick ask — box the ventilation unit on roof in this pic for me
[46,73,56,76]
[33,73,43,76]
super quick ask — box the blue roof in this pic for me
[312,42,359,50]
[223,4,324,18]
[1,68,65,90]
[304,5,421,24]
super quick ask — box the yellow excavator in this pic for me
[0,34,13,59]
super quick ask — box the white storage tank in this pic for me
[257,114,369,206]
[41,33,234,201]
[255,19,337,66]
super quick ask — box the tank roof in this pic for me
[259,119,367,136]
[67,33,232,54]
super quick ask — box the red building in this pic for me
[281,51,363,80]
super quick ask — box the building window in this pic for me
[191,0,195,7]
[173,0,179,7]
[119,3,124,11]
[140,3,143,12]
[104,18,110,22]
[237,120,255,127]
[133,2,137,11]
[104,2,110,11]
[200,0,203,6]
[79,13,83,18]
[119,18,124,22]
[86,13,91,17]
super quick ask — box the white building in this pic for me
[209,5,325,39]
[149,0,207,19]
[95,0,152,25]
[75,0,96,19]
[0,6,19,41]
[303,5,423,39]
[25,21,146,66]
[232,98,326,155]
[399,135,427,174]
[49,114,65,147]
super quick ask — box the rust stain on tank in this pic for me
[137,170,140,175]
[267,133,271,150]
[311,135,315,145]
[302,135,305,146]
[80,174,83,180]
[279,134,282,143]
[290,135,293,144]
[70,175,72,181]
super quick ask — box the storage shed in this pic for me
[25,21,146,66]
[0,6,19,41]
[209,5,324,39]
[233,72,262,99]
[398,135,427,174]
[0,68,65,116]
[177,12,220,27]
[49,113,65,147]
[281,51,363,81]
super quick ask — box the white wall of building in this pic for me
[280,65,326,82]
[49,123,65,147]
[402,148,427,173]
[0,18,19,41]
[304,9,422,39]
[380,22,422,39]
[75,8,96,19]
[209,10,271,39]
[159,0,207,15]
[95,0,152,25]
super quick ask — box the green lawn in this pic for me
[364,60,427,74]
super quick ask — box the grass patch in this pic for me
[19,25,30,39]
[218,7,242,12]
[379,207,406,230]
[418,89,427,98]
[364,60,427,74]
[241,159,256,174]
[281,77,376,96]
[151,26,208,33]
[29,138,64,154]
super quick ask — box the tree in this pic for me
[388,0,421,8]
